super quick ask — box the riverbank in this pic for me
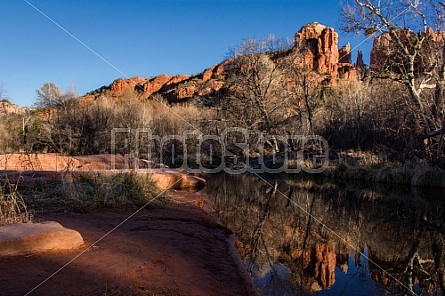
[280,150,445,188]
[320,160,445,188]
[0,191,256,296]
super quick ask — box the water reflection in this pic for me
[200,173,445,295]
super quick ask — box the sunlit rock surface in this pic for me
[0,221,83,256]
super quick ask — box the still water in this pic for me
[200,173,445,296]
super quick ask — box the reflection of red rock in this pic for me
[288,242,337,292]
[337,253,349,274]
[313,243,336,290]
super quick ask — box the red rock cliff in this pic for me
[82,22,361,103]
[292,22,359,82]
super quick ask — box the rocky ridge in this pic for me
[0,100,25,115]
[83,22,365,103]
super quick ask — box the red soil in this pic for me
[0,193,256,296]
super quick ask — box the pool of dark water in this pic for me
[200,173,445,296]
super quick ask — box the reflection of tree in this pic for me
[433,235,445,292]
[246,181,275,274]
[201,173,445,295]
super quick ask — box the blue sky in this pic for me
[0,1,371,107]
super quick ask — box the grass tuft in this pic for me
[72,172,166,210]
[37,172,168,212]
[0,178,33,225]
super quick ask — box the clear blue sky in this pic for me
[0,0,371,107]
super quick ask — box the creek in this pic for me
[200,173,445,296]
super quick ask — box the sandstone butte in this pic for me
[80,22,366,104]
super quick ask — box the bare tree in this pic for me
[222,35,294,152]
[282,51,325,136]
[342,0,445,163]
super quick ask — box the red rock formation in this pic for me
[0,221,84,256]
[370,32,396,70]
[202,67,213,82]
[177,85,197,99]
[338,64,358,80]
[110,76,146,94]
[0,100,25,115]
[0,153,206,191]
[338,43,351,64]
[292,22,361,83]
[355,50,366,80]
[338,42,358,80]
[294,22,339,76]
[142,74,173,94]
[355,50,365,69]
[84,69,224,102]
[82,22,362,103]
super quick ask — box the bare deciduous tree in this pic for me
[342,0,445,163]
[221,36,294,152]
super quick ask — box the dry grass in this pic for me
[34,172,168,212]
[412,167,445,187]
[317,150,445,188]
[372,166,413,184]
[0,178,33,225]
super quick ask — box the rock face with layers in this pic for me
[84,64,228,103]
[294,22,340,76]
[0,153,206,191]
[293,22,359,82]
